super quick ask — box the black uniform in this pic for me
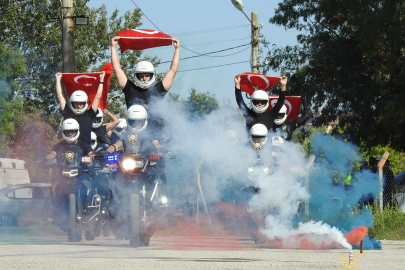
[235,87,286,131]
[61,106,97,146]
[52,140,93,156]
[123,79,167,108]
[272,98,311,141]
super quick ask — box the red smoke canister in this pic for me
[349,250,353,264]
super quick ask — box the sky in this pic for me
[87,0,301,101]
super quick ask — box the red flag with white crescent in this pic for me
[117,29,173,53]
[240,72,280,96]
[268,96,302,122]
[62,72,101,109]
[98,63,113,110]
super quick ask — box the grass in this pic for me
[368,200,405,240]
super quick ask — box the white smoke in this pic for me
[148,96,351,249]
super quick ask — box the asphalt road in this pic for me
[0,227,404,270]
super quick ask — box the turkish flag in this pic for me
[117,29,172,53]
[268,96,302,122]
[240,72,280,96]
[98,63,113,110]
[62,72,101,109]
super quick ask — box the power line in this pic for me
[130,0,162,32]
[177,61,250,72]
[169,25,250,36]
[147,38,250,49]
[129,0,245,57]
[158,43,251,64]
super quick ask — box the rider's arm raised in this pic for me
[91,72,105,113]
[270,76,287,116]
[111,36,128,90]
[162,38,180,91]
[102,109,120,132]
[55,73,66,111]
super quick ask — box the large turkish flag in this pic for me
[240,72,280,96]
[117,29,172,53]
[61,63,112,110]
[268,96,302,122]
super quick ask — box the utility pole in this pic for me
[251,12,262,73]
[61,0,75,73]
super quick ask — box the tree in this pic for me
[0,0,161,123]
[182,88,219,120]
[264,0,405,151]
[0,42,26,151]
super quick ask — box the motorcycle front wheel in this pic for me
[68,193,81,242]
[129,193,140,247]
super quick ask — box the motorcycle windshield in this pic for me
[58,145,83,169]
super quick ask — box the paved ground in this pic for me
[0,226,404,269]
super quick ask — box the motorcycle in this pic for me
[111,133,175,247]
[46,145,117,242]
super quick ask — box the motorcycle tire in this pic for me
[85,230,95,241]
[68,193,81,242]
[140,233,150,247]
[129,193,140,247]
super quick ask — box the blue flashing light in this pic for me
[107,154,118,162]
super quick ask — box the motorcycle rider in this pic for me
[107,118,127,145]
[234,74,287,132]
[92,108,120,145]
[272,97,311,141]
[46,119,94,231]
[107,105,169,195]
[110,36,180,107]
[55,72,105,147]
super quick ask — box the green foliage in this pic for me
[360,145,405,175]
[0,0,161,122]
[369,200,405,240]
[182,88,219,120]
[0,43,26,151]
[265,0,405,151]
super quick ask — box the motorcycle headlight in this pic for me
[122,159,136,170]
[263,167,269,174]
[248,167,254,174]
[161,196,168,204]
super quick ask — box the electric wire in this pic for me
[130,0,247,57]
[177,61,250,72]
[170,24,250,36]
[130,1,252,71]
[158,43,251,64]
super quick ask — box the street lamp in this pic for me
[231,0,252,24]
[73,16,89,26]
[230,0,262,73]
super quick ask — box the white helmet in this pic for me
[250,90,269,114]
[115,118,127,135]
[92,108,103,128]
[274,105,288,125]
[249,124,268,151]
[133,61,156,89]
[91,131,97,150]
[61,119,80,144]
[271,136,285,156]
[127,105,148,133]
[68,90,88,115]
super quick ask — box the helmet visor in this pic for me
[63,130,78,138]
[276,112,286,119]
[115,127,125,133]
[251,135,267,142]
[136,73,154,82]
[252,100,268,107]
[94,117,102,124]
[71,102,86,109]
[128,119,146,129]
